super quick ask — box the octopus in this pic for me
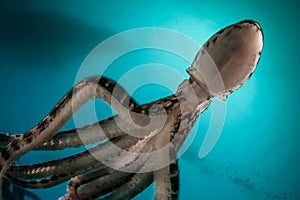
[0,20,263,200]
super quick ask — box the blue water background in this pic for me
[0,0,299,199]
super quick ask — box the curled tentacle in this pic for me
[62,168,133,200]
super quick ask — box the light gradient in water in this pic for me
[0,0,299,199]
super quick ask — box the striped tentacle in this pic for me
[61,168,133,200]
[154,142,179,200]
[100,156,155,200]
[62,159,147,199]
[61,129,158,200]
[64,167,115,199]
[0,76,148,198]
[101,172,153,200]
[5,172,72,189]
[6,165,110,192]
[6,135,137,181]
[0,116,129,151]
[154,161,179,200]
[38,116,130,150]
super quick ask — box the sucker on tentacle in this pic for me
[0,19,263,200]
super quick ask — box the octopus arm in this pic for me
[61,169,133,200]
[100,172,153,200]
[37,116,129,150]
[6,135,138,181]
[0,76,145,197]
[154,143,179,200]
[0,115,135,151]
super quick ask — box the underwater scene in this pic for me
[0,0,299,199]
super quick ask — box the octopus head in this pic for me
[187,20,264,100]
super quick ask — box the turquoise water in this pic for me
[0,0,299,199]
